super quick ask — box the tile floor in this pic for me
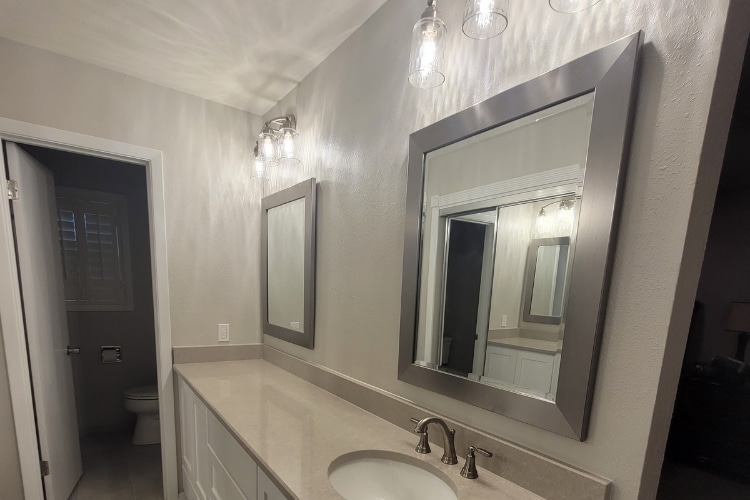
[657,460,750,499]
[68,433,162,500]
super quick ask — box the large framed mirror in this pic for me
[398,33,642,439]
[261,178,317,349]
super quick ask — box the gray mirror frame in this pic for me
[522,236,571,326]
[261,178,317,349]
[398,33,642,440]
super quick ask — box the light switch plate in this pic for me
[218,324,229,342]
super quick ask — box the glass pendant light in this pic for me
[549,0,602,13]
[408,0,447,89]
[462,0,508,39]
[277,118,300,165]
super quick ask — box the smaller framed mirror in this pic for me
[261,178,317,349]
[522,236,571,326]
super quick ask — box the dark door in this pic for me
[441,219,486,376]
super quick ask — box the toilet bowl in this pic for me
[123,385,160,445]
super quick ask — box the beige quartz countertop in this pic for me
[487,336,563,354]
[174,360,543,500]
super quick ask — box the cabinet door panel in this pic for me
[258,469,287,500]
[549,352,561,399]
[179,380,196,480]
[179,379,209,500]
[195,395,210,500]
[208,411,258,498]
[183,467,201,500]
[484,346,517,383]
[208,454,250,500]
[514,351,554,394]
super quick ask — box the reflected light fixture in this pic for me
[549,0,602,13]
[408,0,447,89]
[536,199,576,236]
[253,115,299,176]
[463,0,508,39]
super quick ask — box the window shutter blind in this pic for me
[55,195,83,301]
[55,188,133,310]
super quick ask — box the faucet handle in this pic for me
[410,417,431,454]
[460,446,493,479]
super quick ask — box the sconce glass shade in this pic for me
[549,0,602,13]
[462,0,508,39]
[254,156,266,177]
[408,2,447,89]
[278,125,300,165]
[257,126,278,165]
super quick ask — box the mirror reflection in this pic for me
[267,198,306,333]
[414,93,593,401]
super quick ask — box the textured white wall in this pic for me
[0,37,265,347]
[262,1,742,498]
[0,36,264,496]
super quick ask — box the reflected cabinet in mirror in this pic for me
[261,178,317,349]
[399,33,642,440]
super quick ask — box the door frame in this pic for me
[0,117,177,500]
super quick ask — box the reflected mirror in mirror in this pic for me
[525,236,571,323]
[414,94,593,402]
[261,178,317,349]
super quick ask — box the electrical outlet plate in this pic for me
[218,324,230,342]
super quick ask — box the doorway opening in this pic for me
[0,118,177,500]
[22,144,162,498]
[657,34,750,500]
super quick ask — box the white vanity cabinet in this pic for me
[482,344,561,400]
[179,378,288,500]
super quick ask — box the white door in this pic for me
[5,142,82,500]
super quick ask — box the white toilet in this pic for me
[123,385,160,445]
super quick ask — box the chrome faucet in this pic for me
[410,416,458,465]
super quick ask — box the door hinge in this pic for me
[6,179,18,201]
[40,460,49,477]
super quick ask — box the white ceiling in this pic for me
[0,0,388,115]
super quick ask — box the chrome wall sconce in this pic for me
[253,115,299,177]
[408,0,604,89]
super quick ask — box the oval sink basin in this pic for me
[328,450,458,500]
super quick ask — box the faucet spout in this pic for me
[413,416,458,465]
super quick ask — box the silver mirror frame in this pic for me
[261,178,317,349]
[522,236,571,326]
[398,33,642,440]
